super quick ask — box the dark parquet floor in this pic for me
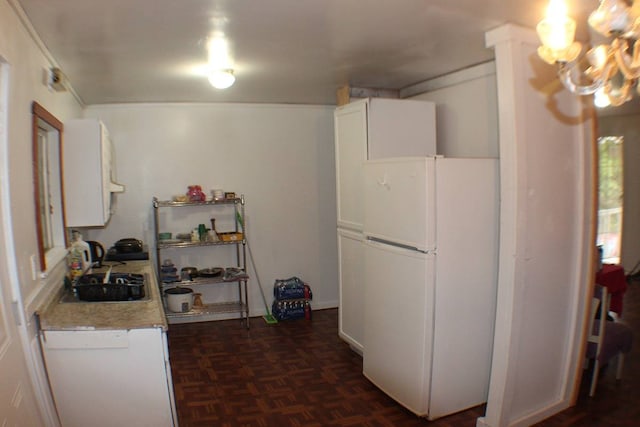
[167,280,640,427]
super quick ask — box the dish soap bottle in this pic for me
[68,231,91,280]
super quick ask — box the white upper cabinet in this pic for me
[63,119,124,227]
[335,101,368,231]
[334,98,436,230]
[366,98,436,159]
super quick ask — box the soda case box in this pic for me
[272,299,312,321]
[272,277,313,321]
[273,277,313,300]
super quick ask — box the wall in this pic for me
[404,62,499,158]
[0,0,84,425]
[2,1,83,311]
[81,103,338,316]
[597,113,640,270]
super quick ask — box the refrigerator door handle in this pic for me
[365,236,428,254]
[376,174,390,189]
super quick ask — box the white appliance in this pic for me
[40,328,176,427]
[362,156,499,420]
[64,119,125,227]
[334,99,436,353]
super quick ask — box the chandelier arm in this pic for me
[612,38,640,79]
[605,78,634,106]
[557,62,606,95]
[633,40,640,68]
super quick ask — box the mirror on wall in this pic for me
[32,101,67,271]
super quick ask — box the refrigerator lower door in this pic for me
[362,239,434,416]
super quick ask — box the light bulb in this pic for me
[208,69,235,89]
[538,0,576,51]
[594,87,611,108]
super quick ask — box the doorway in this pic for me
[597,135,624,265]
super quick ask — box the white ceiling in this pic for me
[16,0,600,106]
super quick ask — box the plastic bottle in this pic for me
[304,300,312,320]
[69,231,91,279]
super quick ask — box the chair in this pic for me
[586,285,633,396]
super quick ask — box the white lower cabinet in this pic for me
[40,328,177,427]
[337,228,365,354]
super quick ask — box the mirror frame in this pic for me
[32,101,67,271]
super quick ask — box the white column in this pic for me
[478,24,596,427]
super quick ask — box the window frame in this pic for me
[32,101,67,272]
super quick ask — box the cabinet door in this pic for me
[368,98,437,159]
[335,100,367,231]
[337,229,364,353]
[64,119,105,227]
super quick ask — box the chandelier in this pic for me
[537,0,640,107]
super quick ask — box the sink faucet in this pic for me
[103,265,113,284]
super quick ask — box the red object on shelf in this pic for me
[596,264,628,315]
[186,185,205,202]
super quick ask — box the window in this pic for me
[32,102,67,271]
[597,136,624,264]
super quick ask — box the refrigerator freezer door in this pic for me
[363,157,435,251]
[362,239,434,416]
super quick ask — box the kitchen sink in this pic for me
[60,273,150,303]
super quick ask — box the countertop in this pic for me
[38,260,168,331]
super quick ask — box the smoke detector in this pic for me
[44,67,67,92]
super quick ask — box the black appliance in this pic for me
[86,241,105,267]
[105,238,149,261]
[114,238,143,253]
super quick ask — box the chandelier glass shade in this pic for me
[537,0,640,106]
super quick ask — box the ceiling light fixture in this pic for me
[208,68,235,89]
[536,0,640,107]
[206,34,235,89]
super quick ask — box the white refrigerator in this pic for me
[362,156,499,420]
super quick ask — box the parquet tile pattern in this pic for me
[167,310,484,427]
[168,281,640,427]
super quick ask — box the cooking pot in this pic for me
[86,241,105,267]
[114,238,143,253]
[180,267,198,280]
[165,287,194,313]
